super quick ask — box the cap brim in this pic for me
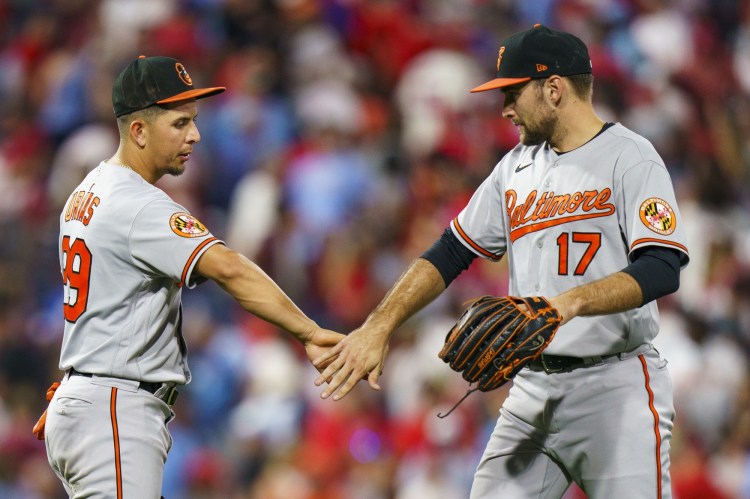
[470,77,531,93]
[157,87,226,104]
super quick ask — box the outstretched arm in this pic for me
[549,271,642,325]
[195,243,343,367]
[313,257,446,400]
[550,246,681,324]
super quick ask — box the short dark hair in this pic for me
[115,105,165,137]
[567,73,593,99]
[532,73,593,100]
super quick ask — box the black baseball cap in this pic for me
[471,24,592,93]
[112,55,225,117]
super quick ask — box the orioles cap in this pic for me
[112,55,225,117]
[470,24,592,93]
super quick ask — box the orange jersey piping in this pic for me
[179,237,219,287]
[630,238,688,255]
[452,218,502,261]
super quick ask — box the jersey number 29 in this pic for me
[61,235,92,323]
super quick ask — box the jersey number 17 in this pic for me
[556,232,601,275]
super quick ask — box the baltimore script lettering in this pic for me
[505,188,615,242]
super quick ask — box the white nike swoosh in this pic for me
[515,162,532,173]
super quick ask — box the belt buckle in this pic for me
[540,356,565,374]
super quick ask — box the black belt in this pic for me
[527,353,621,374]
[69,368,163,396]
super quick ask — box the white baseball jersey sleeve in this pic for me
[451,123,689,356]
[58,163,223,384]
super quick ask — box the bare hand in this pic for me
[312,325,390,400]
[302,327,346,373]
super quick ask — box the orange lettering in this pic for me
[80,192,97,222]
[82,196,99,226]
[505,189,518,225]
[505,187,615,242]
[547,194,571,216]
[595,188,611,209]
[64,194,75,222]
[567,192,584,212]
[72,192,86,221]
[64,189,100,226]
[532,192,549,220]
[581,190,599,211]
[519,191,537,225]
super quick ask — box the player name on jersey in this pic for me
[64,188,100,226]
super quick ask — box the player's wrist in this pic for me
[360,313,397,340]
[548,295,577,325]
[299,323,321,344]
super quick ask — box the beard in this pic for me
[519,101,557,146]
[519,111,557,146]
[166,163,186,177]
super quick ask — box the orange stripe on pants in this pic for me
[110,387,123,499]
[639,354,662,499]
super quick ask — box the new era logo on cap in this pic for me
[472,24,592,93]
[112,55,225,117]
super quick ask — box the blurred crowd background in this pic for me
[0,0,749,497]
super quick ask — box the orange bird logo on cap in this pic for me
[175,63,193,86]
[496,46,505,71]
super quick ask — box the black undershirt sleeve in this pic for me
[621,246,682,306]
[420,228,478,287]
[421,228,681,304]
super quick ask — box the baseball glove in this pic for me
[437,295,561,416]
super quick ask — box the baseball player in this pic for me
[314,24,689,498]
[33,55,344,498]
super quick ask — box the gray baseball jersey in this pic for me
[58,162,222,384]
[451,123,689,356]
